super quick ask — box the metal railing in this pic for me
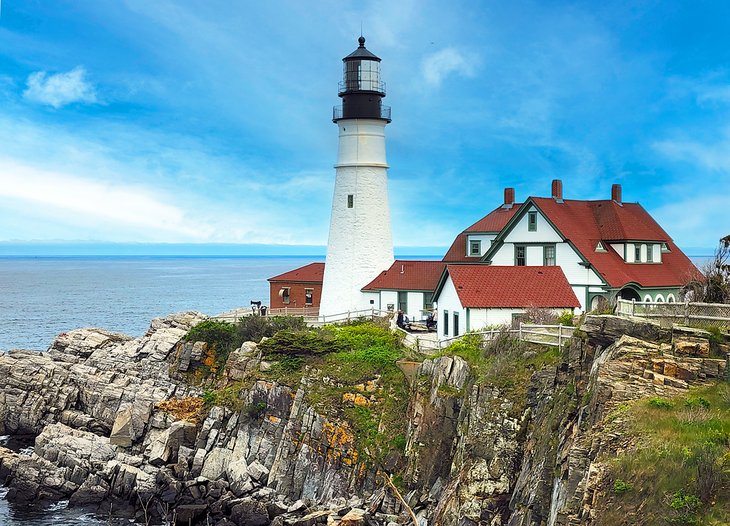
[332,104,391,121]
[616,298,730,328]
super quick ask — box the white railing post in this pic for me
[519,322,523,342]
[558,325,563,348]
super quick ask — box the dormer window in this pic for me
[470,240,481,256]
[595,241,607,252]
[528,211,537,231]
[661,242,670,252]
[634,245,641,262]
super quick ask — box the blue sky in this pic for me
[0,1,728,255]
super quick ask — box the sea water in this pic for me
[0,255,323,351]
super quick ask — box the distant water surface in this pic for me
[0,256,323,351]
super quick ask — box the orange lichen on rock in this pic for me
[155,396,205,424]
[342,392,371,407]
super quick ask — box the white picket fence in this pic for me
[366,320,574,351]
[616,298,730,328]
[212,307,390,326]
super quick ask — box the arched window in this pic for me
[644,295,652,302]
[667,294,676,303]
[655,294,664,303]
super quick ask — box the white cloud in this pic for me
[653,130,730,173]
[0,158,209,240]
[23,66,97,108]
[421,47,477,87]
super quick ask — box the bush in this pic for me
[556,311,575,326]
[648,397,674,409]
[684,397,711,410]
[613,478,633,494]
[185,320,237,348]
[259,328,340,357]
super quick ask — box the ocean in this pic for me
[0,255,324,352]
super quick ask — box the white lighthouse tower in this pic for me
[319,36,394,318]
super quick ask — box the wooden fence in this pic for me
[212,307,390,326]
[435,323,574,350]
[616,298,730,328]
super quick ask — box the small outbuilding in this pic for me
[268,262,325,312]
[433,265,580,341]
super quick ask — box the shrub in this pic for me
[244,401,267,420]
[668,490,702,520]
[684,397,711,410]
[613,478,633,494]
[235,315,307,344]
[185,320,237,348]
[556,310,575,326]
[648,397,674,409]
[258,328,339,357]
[694,444,722,504]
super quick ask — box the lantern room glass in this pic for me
[343,59,381,92]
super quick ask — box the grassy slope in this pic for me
[601,383,730,526]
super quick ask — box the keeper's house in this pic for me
[434,265,581,339]
[269,181,698,319]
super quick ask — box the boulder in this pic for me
[230,499,269,526]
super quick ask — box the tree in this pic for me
[682,235,730,303]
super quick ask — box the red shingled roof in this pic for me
[362,260,446,291]
[464,204,521,232]
[443,205,521,262]
[268,262,324,283]
[446,265,580,308]
[530,198,699,288]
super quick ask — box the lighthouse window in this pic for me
[347,194,354,208]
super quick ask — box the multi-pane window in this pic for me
[544,245,556,266]
[528,211,537,231]
[515,245,526,266]
[453,312,459,336]
[634,244,641,262]
[347,194,354,208]
[470,240,481,256]
[647,245,654,263]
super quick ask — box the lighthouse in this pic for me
[319,37,394,318]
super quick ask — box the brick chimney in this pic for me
[503,187,515,208]
[611,184,622,205]
[551,179,563,202]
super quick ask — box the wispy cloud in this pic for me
[421,47,477,87]
[0,158,209,239]
[653,129,730,173]
[23,66,97,108]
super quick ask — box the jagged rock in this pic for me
[582,314,670,348]
[230,498,269,526]
[285,510,330,525]
[175,504,208,524]
[201,447,232,480]
[339,509,367,526]
[247,459,269,483]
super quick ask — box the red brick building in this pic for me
[267,262,325,311]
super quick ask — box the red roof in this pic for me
[362,260,446,291]
[443,205,520,262]
[268,262,324,283]
[529,198,699,288]
[464,204,521,232]
[445,265,580,308]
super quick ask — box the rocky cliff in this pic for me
[0,313,727,525]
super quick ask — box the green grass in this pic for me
[434,331,563,414]
[602,383,730,526]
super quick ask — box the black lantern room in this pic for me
[333,37,391,123]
